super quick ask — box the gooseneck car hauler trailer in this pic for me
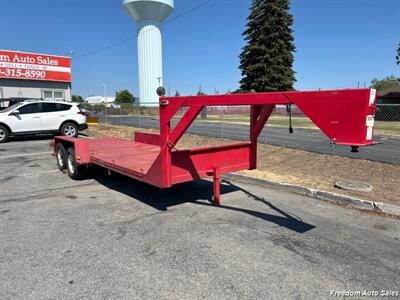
[52,88,376,205]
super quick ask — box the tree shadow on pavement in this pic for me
[93,170,315,233]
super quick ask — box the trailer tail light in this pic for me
[366,115,374,141]
[369,89,376,106]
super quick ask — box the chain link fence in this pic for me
[375,104,400,121]
[82,102,399,138]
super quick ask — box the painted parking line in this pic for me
[0,169,59,179]
[0,140,50,146]
[0,151,52,160]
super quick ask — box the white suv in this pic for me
[0,100,87,143]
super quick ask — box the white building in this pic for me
[85,96,116,104]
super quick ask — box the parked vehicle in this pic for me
[0,100,87,143]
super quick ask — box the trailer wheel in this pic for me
[56,143,67,171]
[66,147,87,180]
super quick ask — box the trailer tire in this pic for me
[56,143,67,171]
[66,147,87,180]
[0,125,9,143]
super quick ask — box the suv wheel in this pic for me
[0,125,9,143]
[56,143,67,171]
[61,123,78,137]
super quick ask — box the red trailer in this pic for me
[53,88,376,205]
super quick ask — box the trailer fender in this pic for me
[53,136,91,165]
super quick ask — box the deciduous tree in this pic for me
[370,75,400,90]
[115,89,135,104]
[71,94,84,103]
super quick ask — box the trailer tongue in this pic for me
[53,88,376,205]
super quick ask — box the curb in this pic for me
[222,173,400,217]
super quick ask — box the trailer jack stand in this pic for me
[212,167,221,206]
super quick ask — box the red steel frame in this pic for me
[53,88,377,205]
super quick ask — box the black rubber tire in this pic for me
[61,122,79,138]
[55,143,67,171]
[66,147,87,180]
[0,125,9,143]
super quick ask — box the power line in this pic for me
[163,0,213,25]
[72,36,136,60]
[73,0,213,60]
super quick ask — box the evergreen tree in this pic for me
[239,0,296,92]
[396,42,400,65]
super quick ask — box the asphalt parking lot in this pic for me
[0,138,399,299]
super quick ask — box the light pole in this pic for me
[65,50,74,102]
[101,83,107,123]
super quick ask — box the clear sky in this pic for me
[1,0,399,98]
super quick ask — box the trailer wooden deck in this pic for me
[88,138,160,177]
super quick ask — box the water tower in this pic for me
[123,0,174,106]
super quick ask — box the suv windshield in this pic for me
[0,102,23,113]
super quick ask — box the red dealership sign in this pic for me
[0,50,71,82]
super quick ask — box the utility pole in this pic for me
[101,83,107,102]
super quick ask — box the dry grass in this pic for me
[87,124,400,207]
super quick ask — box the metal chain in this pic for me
[329,139,336,155]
